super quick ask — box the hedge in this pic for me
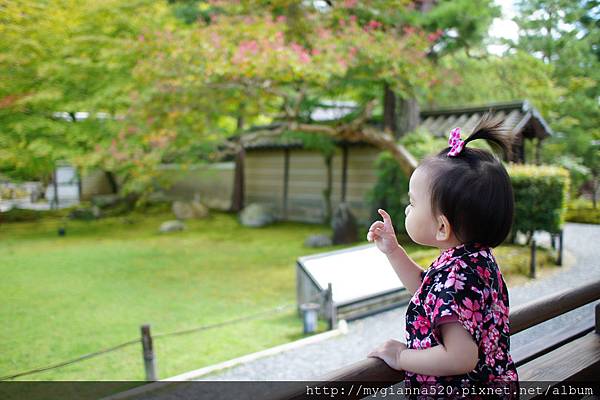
[507,164,570,237]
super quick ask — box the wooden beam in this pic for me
[283,148,290,219]
[510,279,600,335]
[341,145,348,203]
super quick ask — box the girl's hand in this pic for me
[367,339,407,371]
[367,209,400,255]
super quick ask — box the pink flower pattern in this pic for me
[404,243,519,400]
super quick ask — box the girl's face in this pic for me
[404,166,439,246]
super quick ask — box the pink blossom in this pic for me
[343,0,357,7]
[403,25,416,35]
[461,298,482,324]
[368,20,382,29]
[444,270,466,291]
[476,265,491,282]
[414,315,431,335]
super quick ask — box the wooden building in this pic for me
[238,100,553,225]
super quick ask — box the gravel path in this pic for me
[199,223,600,381]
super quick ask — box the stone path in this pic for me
[199,223,599,381]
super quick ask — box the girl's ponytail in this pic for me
[464,113,514,161]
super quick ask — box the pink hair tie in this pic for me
[447,127,465,157]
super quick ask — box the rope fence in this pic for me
[0,290,330,381]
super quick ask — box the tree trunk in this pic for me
[592,172,598,209]
[383,83,397,135]
[397,98,420,138]
[105,171,119,194]
[383,84,420,139]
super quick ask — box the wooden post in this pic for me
[283,148,290,220]
[141,324,157,381]
[550,233,556,250]
[52,168,59,209]
[326,282,337,330]
[557,230,563,266]
[596,303,600,335]
[341,145,348,203]
[530,238,536,279]
[230,148,245,212]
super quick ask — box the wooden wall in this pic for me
[245,149,286,217]
[244,144,381,225]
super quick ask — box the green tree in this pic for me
[0,0,169,194]
[511,0,600,204]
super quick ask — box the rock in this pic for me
[159,220,185,233]
[304,234,332,248]
[172,200,209,220]
[239,203,275,227]
[331,203,358,245]
[91,194,121,209]
[69,207,97,220]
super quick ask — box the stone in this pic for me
[331,203,358,245]
[91,194,121,209]
[239,203,275,227]
[69,207,97,220]
[172,200,209,220]
[304,234,332,248]
[159,220,185,233]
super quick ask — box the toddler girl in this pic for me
[366,115,519,398]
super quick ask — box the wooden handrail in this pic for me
[269,278,600,400]
[510,279,600,334]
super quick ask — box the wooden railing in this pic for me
[269,278,600,400]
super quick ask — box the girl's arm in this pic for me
[400,322,479,376]
[368,209,424,295]
[385,245,424,296]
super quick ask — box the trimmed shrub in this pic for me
[507,164,570,238]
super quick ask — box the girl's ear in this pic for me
[435,214,452,241]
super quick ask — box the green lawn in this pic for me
[0,210,556,384]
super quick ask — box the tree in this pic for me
[130,0,501,175]
[0,0,169,194]
[510,0,600,204]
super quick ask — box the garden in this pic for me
[0,0,598,391]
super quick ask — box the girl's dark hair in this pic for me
[419,113,515,248]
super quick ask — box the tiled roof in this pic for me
[242,100,552,150]
[419,100,552,139]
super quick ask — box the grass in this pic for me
[0,210,558,386]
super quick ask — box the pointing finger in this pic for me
[378,209,393,228]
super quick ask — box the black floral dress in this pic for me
[404,242,519,399]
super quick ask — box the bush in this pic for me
[566,198,600,224]
[0,207,69,223]
[507,164,570,237]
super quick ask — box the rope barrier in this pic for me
[0,300,306,381]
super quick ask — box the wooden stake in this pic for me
[327,283,337,330]
[557,229,563,266]
[141,324,157,381]
[530,238,536,279]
